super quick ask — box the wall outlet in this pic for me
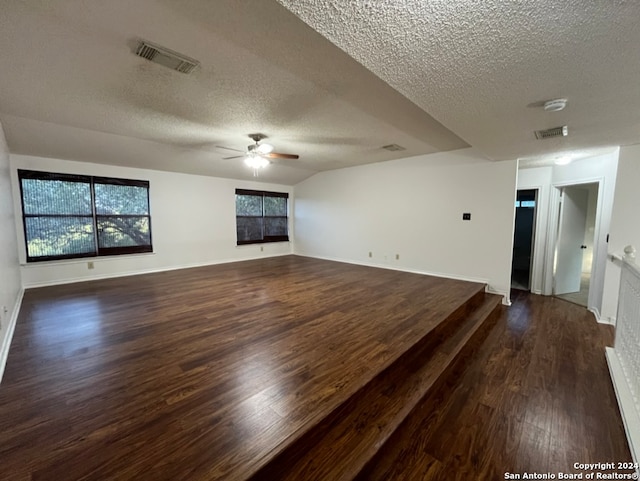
[260,246,264,252]
[395,254,400,260]
[87,261,95,269]
[368,251,372,258]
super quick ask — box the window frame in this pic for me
[235,189,289,245]
[18,169,153,263]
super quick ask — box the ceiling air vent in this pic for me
[382,144,406,151]
[134,40,199,74]
[534,125,568,140]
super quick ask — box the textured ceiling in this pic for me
[277,0,640,162]
[518,146,618,169]
[1,1,639,185]
[0,0,465,185]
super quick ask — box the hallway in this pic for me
[359,290,632,479]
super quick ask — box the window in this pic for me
[235,189,289,245]
[18,170,152,262]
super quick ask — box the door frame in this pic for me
[554,185,589,295]
[511,188,539,291]
[544,177,604,309]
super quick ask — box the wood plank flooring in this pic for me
[0,258,632,480]
[0,256,484,481]
[251,291,502,481]
[357,290,633,480]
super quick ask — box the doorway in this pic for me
[554,183,599,307]
[511,189,537,291]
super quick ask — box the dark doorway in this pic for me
[511,189,537,291]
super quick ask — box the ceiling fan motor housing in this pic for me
[249,133,267,142]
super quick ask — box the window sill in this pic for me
[20,251,156,267]
[235,241,291,248]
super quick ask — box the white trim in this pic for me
[544,185,561,295]
[546,177,606,312]
[20,251,156,268]
[513,183,545,297]
[293,253,511,305]
[610,252,624,267]
[21,253,292,289]
[588,306,616,325]
[0,287,25,384]
[606,347,640,468]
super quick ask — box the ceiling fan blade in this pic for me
[223,155,245,160]
[266,152,299,160]
[216,145,245,153]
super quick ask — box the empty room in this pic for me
[1,1,639,480]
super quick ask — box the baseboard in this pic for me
[0,287,25,384]
[486,286,511,306]
[293,253,511,305]
[21,252,293,289]
[589,307,616,325]
[606,347,640,468]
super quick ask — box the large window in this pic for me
[18,170,152,262]
[235,189,289,245]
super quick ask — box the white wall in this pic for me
[602,144,640,321]
[10,154,293,287]
[294,148,518,302]
[0,123,23,381]
[517,151,619,320]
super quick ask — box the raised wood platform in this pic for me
[0,256,499,480]
[250,283,501,480]
[357,290,634,480]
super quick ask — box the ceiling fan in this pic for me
[218,133,299,169]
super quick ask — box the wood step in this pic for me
[249,291,502,481]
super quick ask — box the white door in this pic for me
[555,187,588,295]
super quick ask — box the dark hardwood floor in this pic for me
[0,257,631,480]
[0,256,484,480]
[357,290,633,480]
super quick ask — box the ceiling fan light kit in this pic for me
[220,133,300,172]
[244,154,270,169]
[255,143,274,154]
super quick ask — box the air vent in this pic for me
[535,125,568,140]
[382,144,406,151]
[134,40,199,74]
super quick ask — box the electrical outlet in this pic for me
[368,251,372,258]
[395,254,400,260]
[87,262,95,269]
[260,246,264,252]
